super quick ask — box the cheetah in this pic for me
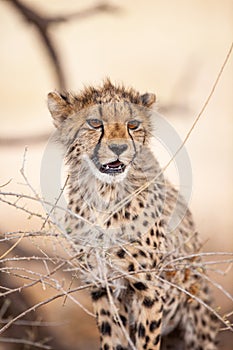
[47,79,218,350]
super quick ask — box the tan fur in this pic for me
[48,80,218,350]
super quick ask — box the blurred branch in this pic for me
[8,0,120,91]
[0,132,50,147]
[0,337,52,350]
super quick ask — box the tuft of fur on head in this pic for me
[74,78,156,108]
[48,78,156,129]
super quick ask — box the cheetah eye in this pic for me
[87,119,103,129]
[127,120,141,130]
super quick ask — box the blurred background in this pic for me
[0,0,232,349]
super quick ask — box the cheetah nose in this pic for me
[108,143,128,156]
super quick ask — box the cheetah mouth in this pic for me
[100,160,126,174]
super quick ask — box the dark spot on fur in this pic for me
[68,145,75,155]
[201,318,207,327]
[100,309,110,316]
[152,260,157,268]
[149,319,161,332]
[143,296,155,308]
[145,335,150,343]
[168,297,175,306]
[159,304,163,313]
[153,334,160,345]
[101,321,111,336]
[138,323,146,338]
[106,220,111,228]
[120,314,127,327]
[116,249,126,258]
[125,201,131,209]
[210,313,218,322]
[149,321,157,332]
[91,288,107,301]
[133,282,148,291]
[189,340,195,348]
[125,211,130,219]
[128,263,135,272]
[201,334,207,341]
[159,219,165,227]
[139,250,147,257]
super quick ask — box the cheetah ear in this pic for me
[140,93,156,108]
[47,91,73,128]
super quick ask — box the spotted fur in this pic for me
[48,79,218,350]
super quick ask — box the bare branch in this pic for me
[8,0,120,90]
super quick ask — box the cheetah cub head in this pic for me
[48,79,156,183]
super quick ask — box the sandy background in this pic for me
[0,0,232,349]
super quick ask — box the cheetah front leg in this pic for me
[129,280,164,350]
[91,287,131,350]
[112,242,164,350]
